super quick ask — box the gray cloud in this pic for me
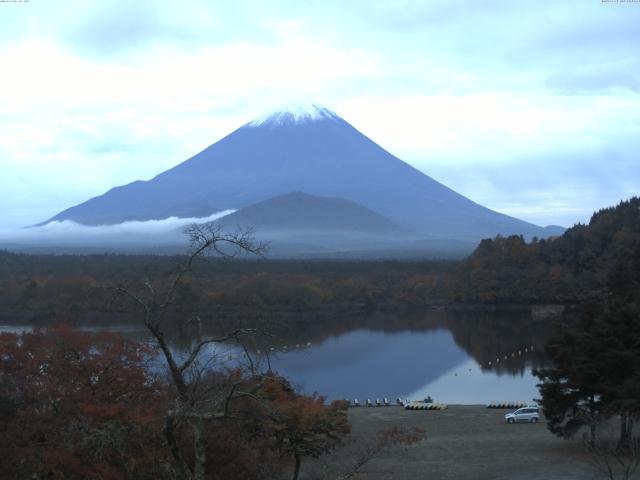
[546,60,640,94]
[67,3,179,56]
[424,137,640,227]
[60,1,279,57]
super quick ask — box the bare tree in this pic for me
[339,426,425,480]
[115,224,267,480]
[584,436,640,480]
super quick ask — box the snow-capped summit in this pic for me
[245,103,339,128]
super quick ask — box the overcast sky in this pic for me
[1,0,638,229]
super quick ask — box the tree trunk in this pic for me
[589,395,596,448]
[292,453,302,480]
[165,415,192,479]
[619,413,631,450]
[589,395,597,447]
[589,422,597,448]
[192,417,207,480]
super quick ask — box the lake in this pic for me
[0,307,554,405]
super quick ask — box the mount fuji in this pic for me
[41,104,563,252]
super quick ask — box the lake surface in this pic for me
[268,328,542,404]
[0,308,553,405]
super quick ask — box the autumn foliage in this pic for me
[258,375,350,479]
[0,326,352,480]
[0,325,168,479]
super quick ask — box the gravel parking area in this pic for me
[305,405,602,480]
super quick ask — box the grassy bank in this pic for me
[304,405,602,479]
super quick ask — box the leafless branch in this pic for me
[584,437,640,480]
[177,328,256,375]
[110,223,267,480]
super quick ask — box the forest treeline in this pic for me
[456,197,640,304]
[1,197,638,318]
[0,254,457,318]
[529,198,640,454]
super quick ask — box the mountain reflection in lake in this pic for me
[1,308,552,405]
[268,327,542,405]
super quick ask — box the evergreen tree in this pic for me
[590,301,640,448]
[536,300,640,446]
[535,304,605,445]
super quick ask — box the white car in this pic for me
[504,407,540,424]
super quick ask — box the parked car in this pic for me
[504,407,540,424]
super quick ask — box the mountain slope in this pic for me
[43,104,557,240]
[214,192,402,233]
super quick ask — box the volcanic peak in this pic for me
[244,103,339,128]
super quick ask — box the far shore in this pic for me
[0,301,569,326]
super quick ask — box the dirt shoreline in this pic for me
[305,405,602,479]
